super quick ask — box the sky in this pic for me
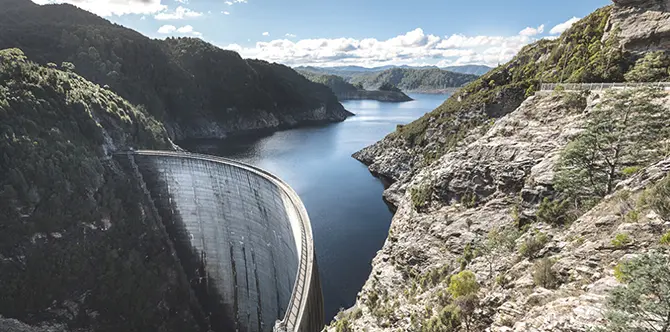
[31,0,611,68]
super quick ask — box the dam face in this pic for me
[117,151,323,332]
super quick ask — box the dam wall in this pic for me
[116,151,323,332]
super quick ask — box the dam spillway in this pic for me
[116,150,323,332]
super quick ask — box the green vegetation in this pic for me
[536,197,574,226]
[0,48,201,330]
[479,227,521,277]
[519,231,549,259]
[532,258,559,289]
[390,6,629,156]
[411,185,433,211]
[378,82,402,92]
[297,70,359,95]
[611,233,632,248]
[448,270,479,298]
[459,243,476,271]
[349,67,478,92]
[660,232,670,246]
[422,305,460,332]
[599,253,670,332]
[555,88,670,211]
[646,175,670,220]
[624,51,670,82]
[0,2,344,137]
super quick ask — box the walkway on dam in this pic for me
[117,150,323,332]
[540,82,670,91]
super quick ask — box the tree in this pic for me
[555,88,670,206]
[448,270,480,332]
[478,227,520,279]
[378,82,402,92]
[599,253,670,332]
[624,51,670,82]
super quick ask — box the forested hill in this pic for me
[350,68,479,93]
[0,0,351,140]
[297,70,413,102]
[0,48,207,331]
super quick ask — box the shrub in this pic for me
[611,233,632,248]
[411,185,432,211]
[599,253,670,332]
[621,166,642,176]
[647,175,670,220]
[532,258,559,289]
[660,232,670,246]
[422,305,461,332]
[519,231,549,259]
[334,318,352,332]
[448,270,479,299]
[460,191,478,208]
[536,197,573,226]
[624,51,670,82]
[624,209,640,223]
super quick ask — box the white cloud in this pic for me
[519,24,545,37]
[222,27,541,67]
[550,17,580,35]
[177,25,202,36]
[157,24,176,33]
[157,24,201,36]
[285,33,296,38]
[154,6,202,20]
[225,0,246,4]
[222,11,230,15]
[262,32,270,36]
[140,15,146,20]
[175,0,188,3]
[31,0,166,16]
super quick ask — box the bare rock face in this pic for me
[331,90,670,332]
[608,0,670,53]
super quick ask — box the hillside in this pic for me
[0,48,207,331]
[443,65,493,76]
[295,65,492,77]
[336,0,670,331]
[0,0,351,141]
[350,68,479,93]
[297,66,481,93]
[298,70,413,102]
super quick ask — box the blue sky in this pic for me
[33,0,611,67]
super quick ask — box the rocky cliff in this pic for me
[340,0,670,331]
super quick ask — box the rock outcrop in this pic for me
[336,87,670,332]
[608,0,670,53]
[341,1,670,330]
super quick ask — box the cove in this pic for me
[179,93,450,323]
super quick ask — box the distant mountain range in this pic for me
[295,64,492,77]
[298,66,480,94]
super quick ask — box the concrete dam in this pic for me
[116,150,324,332]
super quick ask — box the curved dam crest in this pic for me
[115,150,323,332]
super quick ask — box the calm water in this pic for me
[179,93,449,322]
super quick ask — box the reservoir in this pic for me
[180,93,449,323]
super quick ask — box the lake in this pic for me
[179,93,449,323]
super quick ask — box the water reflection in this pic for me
[178,93,450,323]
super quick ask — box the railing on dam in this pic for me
[116,150,323,332]
[540,82,670,91]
